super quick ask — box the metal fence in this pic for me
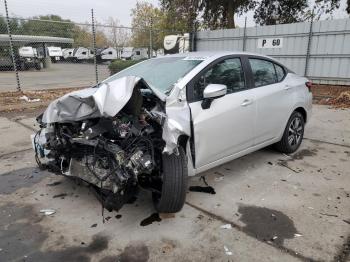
[194,18,350,86]
[0,2,176,92]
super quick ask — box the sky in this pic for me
[1,0,349,28]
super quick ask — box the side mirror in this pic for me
[201,84,227,109]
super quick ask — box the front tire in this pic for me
[275,111,305,154]
[153,147,188,213]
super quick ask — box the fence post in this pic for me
[149,29,152,58]
[91,9,98,85]
[304,11,314,77]
[149,18,153,59]
[242,17,247,52]
[4,0,21,92]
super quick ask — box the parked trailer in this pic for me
[121,47,149,60]
[47,46,63,63]
[72,47,94,62]
[100,47,119,61]
[62,48,74,60]
[164,34,190,54]
[18,46,44,70]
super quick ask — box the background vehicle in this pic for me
[164,33,190,54]
[47,46,63,63]
[72,47,94,62]
[62,48,74,60]
[121,47,149,60]
[16,46,44,70]
[34,52,312,213]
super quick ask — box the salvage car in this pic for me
[33,51,312,213]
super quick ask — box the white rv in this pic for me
[62,48,74,60]
[18,46,44,70]
[100,47,119,61]
[72,47,94,62]
[133,48,148,60]
[121,47,148,60]
[164,33,190,54]
[47,46,63,63]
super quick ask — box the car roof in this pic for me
[156,51,281,64]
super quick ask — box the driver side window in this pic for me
[193,58,246,100]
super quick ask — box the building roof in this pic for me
[0,34,74,46]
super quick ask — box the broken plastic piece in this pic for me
[220,224,232,229]
[20,95,40,103]
[294,233,303,237]
[40,209,56,215]
[224,246,233,256]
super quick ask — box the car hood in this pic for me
[42,76,165,124]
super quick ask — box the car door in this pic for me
[188,56,256,168]
[247,57,293,145]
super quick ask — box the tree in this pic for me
[160,0,200,32]
[161,0,256,30]
[130,2,165,50]
[106,17,131,49]
[200,0,256,29]
[254,0,307,25]
[21,15,75,38]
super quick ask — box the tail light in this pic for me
[305,81,312,92]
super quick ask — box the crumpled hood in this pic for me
[42,76,142,124]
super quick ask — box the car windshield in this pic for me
[104,57,203,94]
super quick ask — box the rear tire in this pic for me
[153,147,188,213]
[274,111,305,154]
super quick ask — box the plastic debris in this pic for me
[19,95,40,103]
[40,209,56,216]
[294,233,303,237]
[224,246,233,256]
[272,236,278,240]
[220,224,232,229]
[214,176,224,182]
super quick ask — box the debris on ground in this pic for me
[224,246,233,256]
[294,233,303,238]
[39,209,56,216]
[317,89,350,108]
[140,213,162,227]
[19,95,40,103]
[189,176,216,194]
[91,223,98,228]
[0,87,83,113]
[220,224,232,229]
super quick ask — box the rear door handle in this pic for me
[241,99,253,107]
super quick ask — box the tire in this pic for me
[274,111,305,154]
[35,62,43,70]
[153,147,188,213]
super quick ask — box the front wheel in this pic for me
[153,147,188,213]
[274,111,305,154]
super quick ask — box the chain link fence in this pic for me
[0,2,178,93]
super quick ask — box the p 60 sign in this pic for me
[257,38,283,48]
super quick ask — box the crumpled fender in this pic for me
[162,85,192,154]
[42,76,142,124]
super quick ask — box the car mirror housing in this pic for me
[201,84,227,109]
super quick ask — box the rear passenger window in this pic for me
[274,64,285,82]
[249,59,277,87]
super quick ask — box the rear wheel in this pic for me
[152,147,188,213]
[275,111,305,154]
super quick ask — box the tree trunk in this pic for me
[227,1,235,28]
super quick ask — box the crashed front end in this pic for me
[33,76,188,211]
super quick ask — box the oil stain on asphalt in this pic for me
[0,203,110,262]
[238,205,298,246]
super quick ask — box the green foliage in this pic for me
[131,2,166,50]
[254,0,307,25]
[108,59,145,75]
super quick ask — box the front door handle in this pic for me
[241,99,253,107]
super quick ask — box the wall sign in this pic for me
[257,38,283,48]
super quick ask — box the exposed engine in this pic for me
[33,84,165,211]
